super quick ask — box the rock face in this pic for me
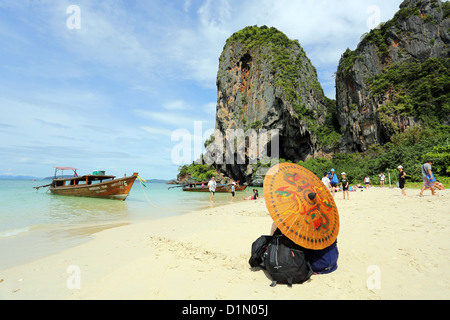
[213,26,328,183]
[336,0,450,152]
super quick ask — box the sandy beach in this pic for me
[1,187,449,300]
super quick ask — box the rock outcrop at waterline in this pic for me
[336,0,450,152]
[213,26,329,183]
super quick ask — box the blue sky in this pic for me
[0,0,402,179]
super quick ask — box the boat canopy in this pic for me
[54,166,78,178]
[52,174,116,183]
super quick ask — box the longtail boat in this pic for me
[233,181,248,191]
[235,184,247,191]
[34,167,138,201]
[180,181,248,193]
[182,181,233,193]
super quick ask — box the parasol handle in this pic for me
[308,192,317,201]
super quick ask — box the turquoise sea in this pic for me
[0,179,257,269]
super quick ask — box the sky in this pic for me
[0,0,403,179]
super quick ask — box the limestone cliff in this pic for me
[210,0,449,183]
[213,26,329,183]
[336,0,450,152]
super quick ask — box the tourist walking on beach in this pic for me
[231,182,236,202]
[208,176,216,202]
[397,166,406,196]
[322,172,332,196]
[379,172,386,188]
[341,172,349,200]
[419,160,436,197]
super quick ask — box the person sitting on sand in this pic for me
[244,189,259,200]
[435,180,445,191]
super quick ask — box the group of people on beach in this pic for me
[247,159,444,287]
[209,159,443,204]
[321,169,351,200]
[396,159,444,196]
[207,176,259,203]
[319,159,443,199]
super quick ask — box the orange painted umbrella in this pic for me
[263,163,339,250]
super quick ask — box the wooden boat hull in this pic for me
[235,185,247,191]
[49,175,137,200]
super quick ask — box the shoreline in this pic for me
[1,187,449,299]
[0,186,256,270]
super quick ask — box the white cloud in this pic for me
[42,1,155,77]
[203,102,217,116]
[163,100,190,111]
[134,108,214,130]
[197,0,232,28]
[159,0,235,87]
[140,126,173,138]
[183,0,192,12]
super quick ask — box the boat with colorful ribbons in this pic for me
[34,167,138,201]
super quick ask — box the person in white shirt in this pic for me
[321,172,332,196]
[231,182,236,202]
[208,177,216,202]
[379,172,386,188]
[364,176,371,188]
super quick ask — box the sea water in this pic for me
[0,179,257,269]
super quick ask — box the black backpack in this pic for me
[249,231,313,287]
[248,235,271,268]
[265,234,313,287]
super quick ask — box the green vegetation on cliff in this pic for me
[177,163,216,182]
[314,97,341,149]
[360,4,422,59]
[339,0,449,74]
[224,26,324,120]
[368,57,450,128]
[226,25,301,54]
